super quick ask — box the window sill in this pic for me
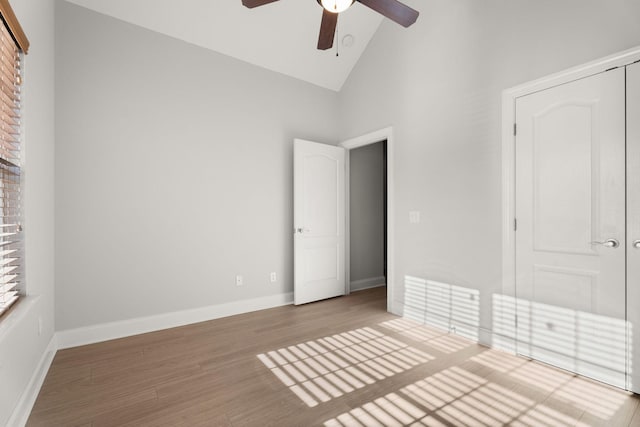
[0,295,41,341]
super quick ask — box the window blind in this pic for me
[0,17,22,317]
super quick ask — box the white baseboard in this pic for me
[350,276,386,292]
[8,292,294,425]
[57,292,293,350]
[7,334,58,427]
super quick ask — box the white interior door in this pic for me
[627,61,640,393]
[515,68,627,388]
[294,139,345,305]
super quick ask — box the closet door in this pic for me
[515,68,627,388]
[627,61,640,393]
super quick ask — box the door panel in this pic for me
[303,155,339,236]
[532,102,598,255]
[627,62,640,393]
[294,139,345,305]
[515,68,627,388]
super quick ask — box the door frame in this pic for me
[501,45,640,390]
[341,127,395,313]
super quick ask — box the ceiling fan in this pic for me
[241,0,419,50]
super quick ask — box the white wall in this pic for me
[349,142,385,287]
[338,0,640,343]
[55,3,339,331]
[0,0,56,424]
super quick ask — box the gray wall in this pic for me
[349,142,385,289]
[55,3,339,330]
[338,0,640,342]
[0,0,56,424]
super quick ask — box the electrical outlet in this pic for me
[270,272,277,283]
[409,211,421,224]
[236,275,243,286]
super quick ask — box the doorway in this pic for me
[347,141,387,293]
[342,127,396,313]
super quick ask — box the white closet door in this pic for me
[515,68,627,388]
[627,61,640,393]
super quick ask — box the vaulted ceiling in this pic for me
[64,0,385,91]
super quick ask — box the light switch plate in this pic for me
[409,211,420,224]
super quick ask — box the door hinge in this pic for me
[515,315,519,328]
[514,218,517,231]
[513,123,517,136]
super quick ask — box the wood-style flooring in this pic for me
[27,287,640,426]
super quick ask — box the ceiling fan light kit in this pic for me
[241,0,419,50]
[319,0,355,13]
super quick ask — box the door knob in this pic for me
[634,240,640,249]
[590,239,620,248]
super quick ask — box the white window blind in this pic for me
[0,17,23,317]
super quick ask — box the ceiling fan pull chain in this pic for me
[336,23,339,57]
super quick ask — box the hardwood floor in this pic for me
[28,287,640,426]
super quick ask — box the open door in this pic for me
[294,139,345,305]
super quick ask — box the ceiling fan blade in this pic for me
[317,9,338,50]
[242,0,279,8]
[357,0,418,27]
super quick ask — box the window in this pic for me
[0,0,28,317]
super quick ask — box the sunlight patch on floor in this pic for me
[379,318,476,354]
[472,345,633,421]
[323,350,634,426]
[257,327,434,407]
[322,365,596,427]
[469,349,528,373]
